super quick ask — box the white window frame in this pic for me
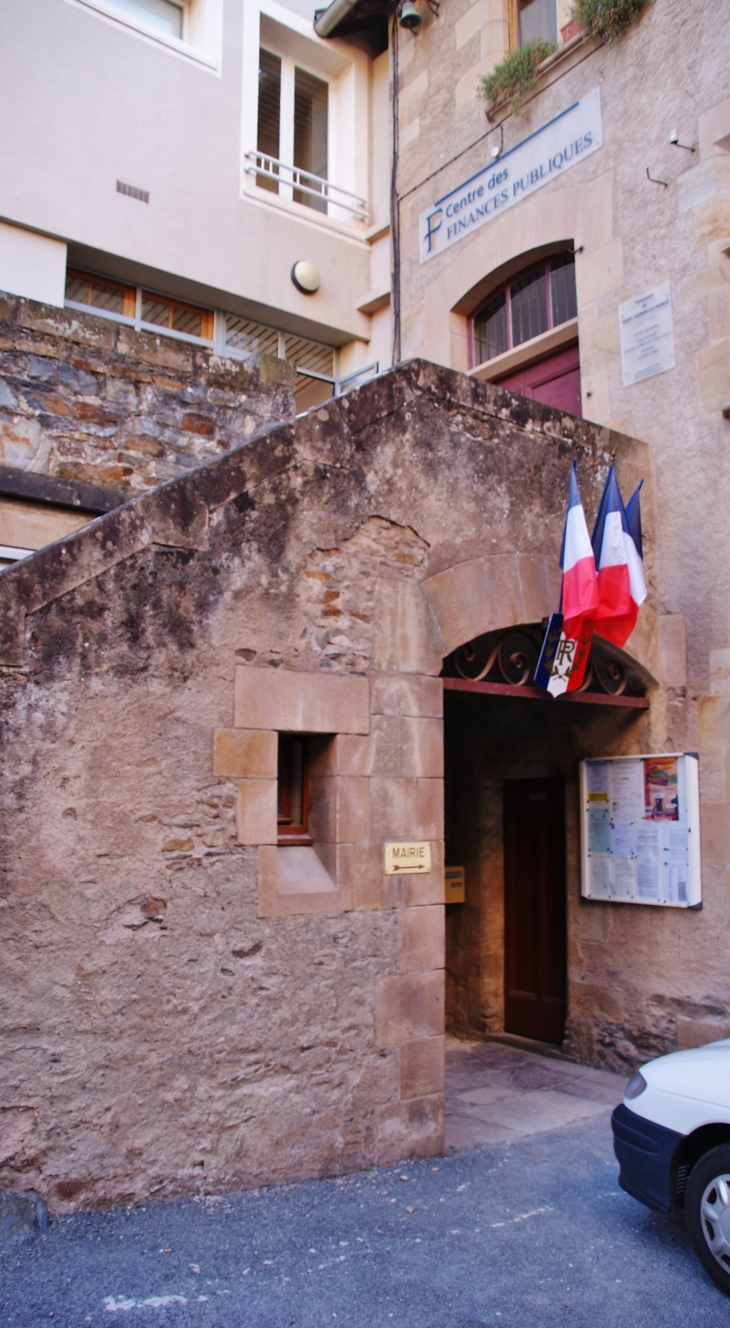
[242,0,370,231]
[258,46,331,206]
[67,0,223,70]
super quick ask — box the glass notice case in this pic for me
[579,754,701,908]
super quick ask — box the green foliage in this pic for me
[571,0,649,42]
[479,40,557,114]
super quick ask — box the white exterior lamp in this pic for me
[291,261,321,294]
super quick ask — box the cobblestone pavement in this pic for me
[1,1041,727,1327]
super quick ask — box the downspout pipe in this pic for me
[314,0,359,37]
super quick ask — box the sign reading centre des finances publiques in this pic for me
[419,88,603,263]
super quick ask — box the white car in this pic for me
[612,1039,730,1295]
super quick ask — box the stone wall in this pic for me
[0,360,674,1213]
[0,291,296,496]
[390,0,730,1063]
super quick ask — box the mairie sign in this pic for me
[419,88,603,264]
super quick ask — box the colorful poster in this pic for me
[644,757,679,820]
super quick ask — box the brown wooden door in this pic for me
[496,344,582,417]
[503,778,567,1044]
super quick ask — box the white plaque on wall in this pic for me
[618,283,676,387]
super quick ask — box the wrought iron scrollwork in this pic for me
[592,655,627,695]
[453,629,540,684]
[447,625,635,697]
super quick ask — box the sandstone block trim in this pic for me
[700,694,730,748]
[370,673,443,718]
[421,552,555,653]
[375,1092,444,1162]
[214,729,277,778]
[236,779,277,845]
[222,667,444,919]
[374,971,445,1047]
[256,844,345,917]
[398,1036,445,1100]
[369,777,444,842]
[373,578,445,675]
[234,667,370,734]
[398,905,445,974]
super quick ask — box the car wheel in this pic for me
[686,1146,730,1296]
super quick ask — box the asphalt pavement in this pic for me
[2,1106,728,1327]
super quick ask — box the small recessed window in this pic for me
[108,0,184,38]
[277,736,312,845]
[472,253,577,367]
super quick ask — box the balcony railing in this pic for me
[244,151,369,223]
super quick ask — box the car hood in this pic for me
[639,1039,730,1110]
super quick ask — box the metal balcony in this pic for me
[245,151,369,222]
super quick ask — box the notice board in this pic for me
[580,754,701,908]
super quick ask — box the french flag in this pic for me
[557,462,599,691]
[591,468,647,648]
[536,463,598,696]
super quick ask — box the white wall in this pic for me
[0,0,376,345]
[0,223,67,307]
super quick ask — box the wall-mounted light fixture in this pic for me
[489,123,505,160]
[669,130,695,153]
[399,2,422,30]
[291,261,320,294]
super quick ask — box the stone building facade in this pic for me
[378,0,730,1058]
[2,0,730,1215]
[1,361,657,1211]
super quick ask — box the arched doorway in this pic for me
[440,624,649,1048]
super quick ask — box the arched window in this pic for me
[470,252,581,416]
[472,253,577,367]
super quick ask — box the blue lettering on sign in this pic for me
[445,188,510,240]
[423,207,443,253]
[420,90,602,260]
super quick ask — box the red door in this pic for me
[503,778,567,1044]
[496,344,581,416]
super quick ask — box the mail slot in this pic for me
[445,865,465,904]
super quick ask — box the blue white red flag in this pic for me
[591,468,647,648]
[625,478,644,561]
[535,463,598,696]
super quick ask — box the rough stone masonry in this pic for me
[0,358,704,1216]
[0,292,296,495]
